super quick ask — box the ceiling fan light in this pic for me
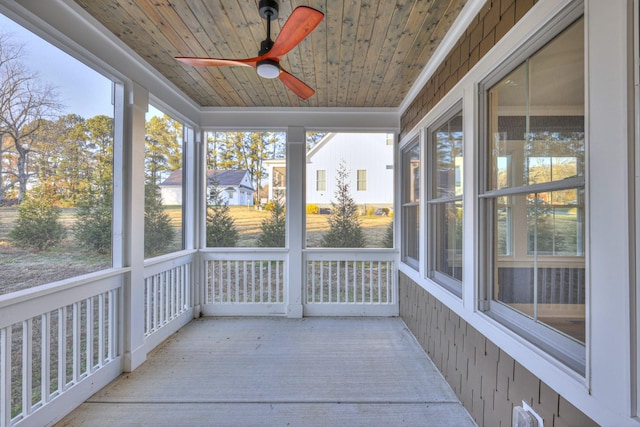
[257,59,280,79]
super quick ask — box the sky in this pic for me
[0,13,114,119]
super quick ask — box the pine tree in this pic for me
[144,183,175,257]
[9,185,66,251]
[382,219,394,248]
[321,161,365,248]
[74,184,112,254]
[206,178,239,247]
[257,195,285,247]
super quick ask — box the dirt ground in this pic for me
[0,206,393,295]
[0,242,111,295]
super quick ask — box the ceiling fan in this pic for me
[176,0,324,100]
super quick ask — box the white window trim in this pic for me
[426,101,464,297]
[478,11,586,374]
[634,0,640,416]
[400,136,421,270]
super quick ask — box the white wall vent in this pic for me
[513,401,544,427]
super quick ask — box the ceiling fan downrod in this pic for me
[258,0,279,55]
[257,0,280,78]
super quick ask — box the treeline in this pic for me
[1,114,114,205]
[3,112,185,258]
[206,131,326,203]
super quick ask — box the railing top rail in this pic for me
[303,248,399,254]
[143,249,198,269]
[144,252,196,278]
[199,248,288,255]
[0,267,128,310]
[0,274,123,329]
[304,248,398,261]
[200,250,288,261]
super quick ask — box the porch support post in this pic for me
[122,81,148,371]
[191,127,205,315]
[286,127,305,318]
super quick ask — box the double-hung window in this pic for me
[316,169,326,191]
[480,16,586,373]
[401,138,420,269]
[357,170,367,191]
[427,106,463,295]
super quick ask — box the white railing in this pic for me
[0,247,397,425]
[304,249,398,316]
[143,252,195,351]
[200,250,287,316]
[0,271,124,427]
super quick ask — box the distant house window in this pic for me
[428,104,463,296]
[357,170,367,191]
[316,170,326,191]
[386,165,393,170]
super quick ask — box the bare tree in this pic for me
[0,33,23,203]
[0,32,61,202]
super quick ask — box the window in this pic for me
[316,169,326,191]
[205,130,286,247]
[144,107,184,258]
[427,106,463,295]
[0,15,114,295]
[357,169,367,191]
[305,132,393,249]
[401,138,420,268]
[480,17,585,373]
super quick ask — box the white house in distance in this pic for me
[265,132,394,208]
[160,169,254,206]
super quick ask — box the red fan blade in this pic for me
[175,56,256,67]
[268,6,324,58]
[279,69,315,99]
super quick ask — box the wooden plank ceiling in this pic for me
[73,0,468,108]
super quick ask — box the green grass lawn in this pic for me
[224,205,393,248]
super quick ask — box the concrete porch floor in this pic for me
[56,317,475,426]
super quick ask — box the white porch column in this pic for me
[183,125,197,251]
[286,127,305,318]
[193,128,206,314]
[183,125,202,316]
[122,82,148,371]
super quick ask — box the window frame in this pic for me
[401,137,421,269]
[426,102,464,297]
[635,0,640,411]
[144,107,186,258]
[204,130,287,248]
[478,12,587,374]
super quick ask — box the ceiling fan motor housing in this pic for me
[257,59,280,79]
[259,0,279,20]
[259,38,274,56]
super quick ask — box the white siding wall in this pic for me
[161,187,182,205]
[165,184,253,206]
[165,173,255,206]
[306,133,394,207]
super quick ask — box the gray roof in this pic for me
[161,169,254,192]
[206,170,249,187]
